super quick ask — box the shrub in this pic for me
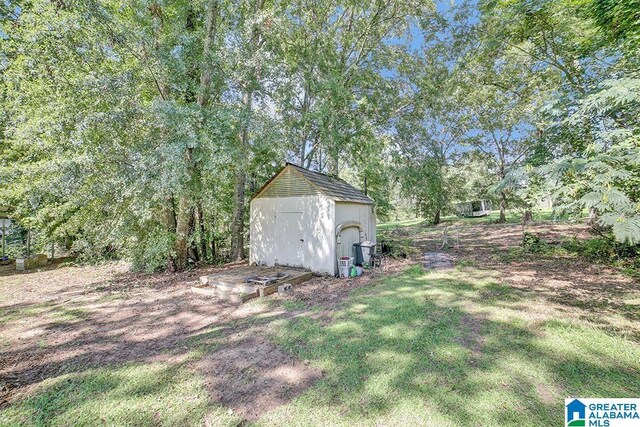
[561,237,640,274]
[522,232,548,253]
[129,229,176,273]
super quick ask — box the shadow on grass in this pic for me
[0,362,240,427]
[1,258,638,426]
[261,265,640,426]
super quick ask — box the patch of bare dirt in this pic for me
[407,221,591,254]
[0,256,410,413]
[0,261,264,406]
[383,221,640,340]
[423,252,456,270]
[405,221,640,340]
[285,257,415,310]
[536,383,555,404]
[194,336,322,421]
[495,259,640,339]
[457,314,485,366]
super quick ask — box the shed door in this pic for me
[338,227,360,259]
[274,211,305,267]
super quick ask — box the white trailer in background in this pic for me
[455,200,492,217]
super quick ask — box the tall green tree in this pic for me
[475,0,639,241]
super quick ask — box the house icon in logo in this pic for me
[566,399,586,426]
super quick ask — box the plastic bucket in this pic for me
[340,266,350,278]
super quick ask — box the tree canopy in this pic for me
[1,0,638,270]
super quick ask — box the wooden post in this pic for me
[439,227,448,250]
[26,229,31,257]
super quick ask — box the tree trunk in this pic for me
[1,219,6,258]
[299,141,306,167]
[197,204,207,262]
[304,132,320,169]
[298,81,310,166]
[229,0,264,261]
[150,5,177,272]
[587,207,598,225]
[328,154,339,176]
[197,1,218,107]
[230,171,247,261]
[188,206,199,262]
[498,191,507,223]
[230,90,251,261]
[174,194,192,270]
[163,197,178,271]
[433,209,441,225]
[172,0,219,271]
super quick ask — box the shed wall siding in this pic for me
[250,195,335,275]
[334,202,376,261]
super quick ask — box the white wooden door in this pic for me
[274,211,305,267]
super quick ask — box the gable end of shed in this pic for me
[255,166,321,199]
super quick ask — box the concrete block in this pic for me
[34,254,48,267]
[16,255,47,271]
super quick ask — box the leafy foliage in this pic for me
[0,0,427,269]
[562,237,640,274]
[1,0,638,267]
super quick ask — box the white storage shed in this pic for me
[250,163,376,275]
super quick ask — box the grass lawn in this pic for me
[1,221,638,426]
[257,265,640,426]
[378,209,563,230]
[0,363,239,427]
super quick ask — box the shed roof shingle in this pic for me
[287,163,373,204]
